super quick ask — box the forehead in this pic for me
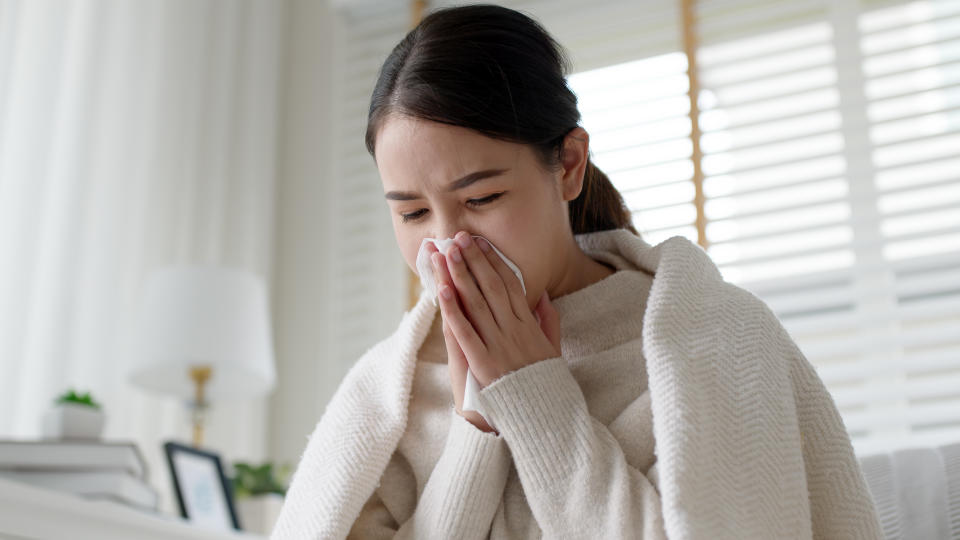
[375,115,527,189]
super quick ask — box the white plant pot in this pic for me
[41,402,105,440]
[235,492,285,536]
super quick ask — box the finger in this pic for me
[434,259,488,363]
[441,315,465,363]
[535,290,562,356]
[475,236,531,323]
[432,251,465,313]
[441,315,468,408]
[424,242,438,270]
[457,234,517,328]
[444,241,499,347]
[434,276,465,365]
[422,241,438,286]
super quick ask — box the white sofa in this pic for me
[859,442,960,539]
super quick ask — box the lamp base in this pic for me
[187,400,210,448]
[188,365,213,447]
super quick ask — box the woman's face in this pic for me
[375,114,577,312]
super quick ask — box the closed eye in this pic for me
[466,192,503,207]
[400,209,427,223]
[400,192,504,223]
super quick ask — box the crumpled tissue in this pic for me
[415,235,527,432]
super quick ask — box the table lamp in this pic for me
[128,265,276,448]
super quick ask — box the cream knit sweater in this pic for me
[271,228,883,540]
[347,262,666,539]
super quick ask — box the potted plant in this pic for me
[41,389,105,440]
[230,461,291,535]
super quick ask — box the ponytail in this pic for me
[568,158,639,236]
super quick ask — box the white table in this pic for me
[0,476,267,540]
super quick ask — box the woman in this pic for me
[271,5,882,539]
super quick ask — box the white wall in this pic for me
[268,0,342,469]
[268,0,413,470]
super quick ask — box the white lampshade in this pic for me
[128,265,276,401]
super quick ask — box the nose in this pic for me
[436,228,463,241]
[433,221,469,241]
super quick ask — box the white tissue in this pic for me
[416,235,526,306]
[415,235,527,432]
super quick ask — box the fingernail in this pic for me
[477,237,491,252]
[450,246,462,263]
[455,232,471,249]
[432,252,441,267]
[439,284,453,299]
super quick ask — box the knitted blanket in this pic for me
[271,228,883,539]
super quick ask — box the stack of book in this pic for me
[0,438,159,512]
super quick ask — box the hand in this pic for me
[428,231,562,431]
[426,242,498,433]
[427,244,499,435]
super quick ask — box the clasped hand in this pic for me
[428,231,561,432]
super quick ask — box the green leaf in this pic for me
[229,459,293,497]
[54,388,101,409]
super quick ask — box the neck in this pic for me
[547,240,615,302]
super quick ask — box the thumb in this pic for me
[534,290,561,355]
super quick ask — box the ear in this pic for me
[558,127,590,202]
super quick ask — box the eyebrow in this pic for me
[384,168,509,201]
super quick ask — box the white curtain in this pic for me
[0,0,282,514]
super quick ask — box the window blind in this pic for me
[530,0,689,247]
[328,1,410,370]
[570,0,959,455]
[569,51,694,247]
[857,0,960,452]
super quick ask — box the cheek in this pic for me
[390,225,420,275]
[408,238,424,275]
[487,196,556,307]
[490,238,545,310]
[515,251,548,310]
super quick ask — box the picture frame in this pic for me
[163,441,240,531]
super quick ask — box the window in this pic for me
[569,0,960,455]
[570,53,697,247]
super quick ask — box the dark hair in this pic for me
[365,4,639,237]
